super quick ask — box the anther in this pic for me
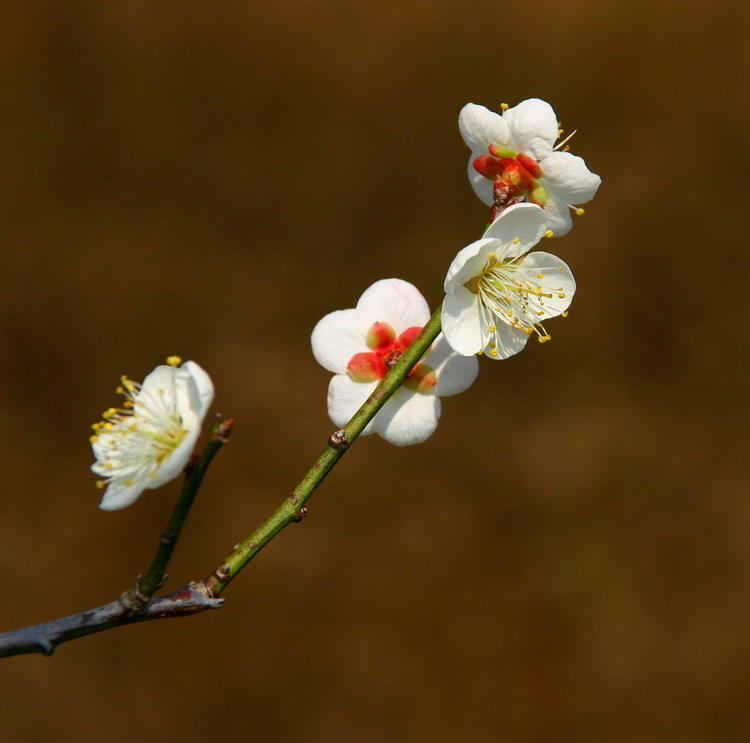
[574,207,585,216]
[544,229,554,238]
[500,102,509,111]
[536,273,544,279]
[561,311,569,318]
[166,355,182,367]
[490,348,499,356]
[512,237,520,244]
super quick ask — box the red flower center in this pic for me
[346,322,436,393]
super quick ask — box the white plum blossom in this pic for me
[442,203,575,360]
[311,279,478,446]
[459,98,601,235]
[91,357,214,511]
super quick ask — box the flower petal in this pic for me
[311,308,368,374]
[466,156,494,206]
[519,251,576,318]
[459,103,510,152]
[426,334,479,396]
[148,424,201,489]
[489,322,531,360]
[444,238,496,293]
[372,388,440,446]
[183,361,215,419]
[483,203,548,257]
[327,375,377,435]
[541,150,601,204]
[441,288,486,356]
[535,195,573,236]
[503,98,558,160]
[99,474,150,511]
[356,279,431,336]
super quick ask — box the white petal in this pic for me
[541,150,601,204]
[356,279,431,336]
[99,475,150,511]
[311,309,368,374]
[467,156,494,206]
[426,334,479,396]
[458,103,510,152]
[483,203,548,257]
[182,361,215,419]
[372,388,440,446]
[148,424,201,489]
[444,238,496,293]
[327,375,377,435]
[441,289,486,356]
[519,252,576,318]
[536,196,573,236]
[489,322,531,360]
[504,98,559,160]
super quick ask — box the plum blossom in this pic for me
[91,357,214,510]
[459,98,601,235]
[311,279,478,446]
[442,203,575,360]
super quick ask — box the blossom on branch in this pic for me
[311,279,478,446]
[442,203,575,360]
[91,357,214,511]
[459,98,600,234]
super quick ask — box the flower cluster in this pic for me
[311,97,599,446]
[92,97,599,509]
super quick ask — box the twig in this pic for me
[0,583,223,657]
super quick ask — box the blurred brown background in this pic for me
[0,0,748,741]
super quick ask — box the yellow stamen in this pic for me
[544,229,554,238]
[500,102,509,111]
[167,355,182,367]
[574,207,585,216]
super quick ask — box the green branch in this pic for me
[203,304,443,596]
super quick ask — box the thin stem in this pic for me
[204,304,443,596]
[135,418,234,602]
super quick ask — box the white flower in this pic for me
[311,279,478,446]
[459,98,601,235]
[442,203,576,359]
[91,357,214,511]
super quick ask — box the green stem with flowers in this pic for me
[0,305,443,657]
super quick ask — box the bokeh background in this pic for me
[1,1,748,741]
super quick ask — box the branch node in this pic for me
[119,577,148,612]
[329,428,349,448]
[292,506,309,523]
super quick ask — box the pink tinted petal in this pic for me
[441,289,486,357]
[347,352,383,382]
[403,362,437,393]
[356,279,430,336]
[483,203,547,257]
[396,326,422,349]
[426,335,479,396]
[504,98,558,160]
[540,150,601,204]
[327,375,377,434]
[366,321,396,350]
[459,103,510,152]
[467,157,494,206]
[311,309,368,374]
[373,388,441,446]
